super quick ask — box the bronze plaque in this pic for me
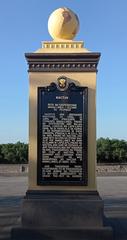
[37,80,88,185]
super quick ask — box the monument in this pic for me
[12,7,113,240]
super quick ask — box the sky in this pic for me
[0,0,127,143]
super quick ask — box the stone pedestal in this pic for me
[12,191,113,240]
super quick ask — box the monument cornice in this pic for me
[25,52,101,72]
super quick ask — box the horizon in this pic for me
[0,137,127,145]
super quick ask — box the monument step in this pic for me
[0,223,20,240]
[11,227,113,240]
[0,208,21,240]
[0,216,21,227]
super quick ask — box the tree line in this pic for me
[0,142,28,164]
[0,138,127,164]
[97,138,127,164]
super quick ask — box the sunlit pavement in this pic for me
[0,176,127,240]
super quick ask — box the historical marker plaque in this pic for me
[37,78,88,185]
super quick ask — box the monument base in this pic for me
[11,190,113,240]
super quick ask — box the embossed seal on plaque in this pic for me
[57,76,68,91]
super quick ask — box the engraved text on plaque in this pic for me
[37,81,88,185]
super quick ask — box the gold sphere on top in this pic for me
[48,7,79,41]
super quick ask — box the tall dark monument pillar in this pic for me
[12,7,113,240]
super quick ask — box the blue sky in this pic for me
[0,0,127,143]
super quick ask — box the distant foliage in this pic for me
[0,139,127,164]
[97,138,127,163]
[0,142,28,164]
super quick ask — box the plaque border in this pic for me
[37,82,88,186]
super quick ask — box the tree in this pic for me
[97,138,127,163]
[0,142,28,164]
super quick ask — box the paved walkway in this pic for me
[0,176,127,199]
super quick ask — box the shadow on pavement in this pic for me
[104,198,127,240]
[104,216,127,240]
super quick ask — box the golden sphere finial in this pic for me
[48,7,79,41]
